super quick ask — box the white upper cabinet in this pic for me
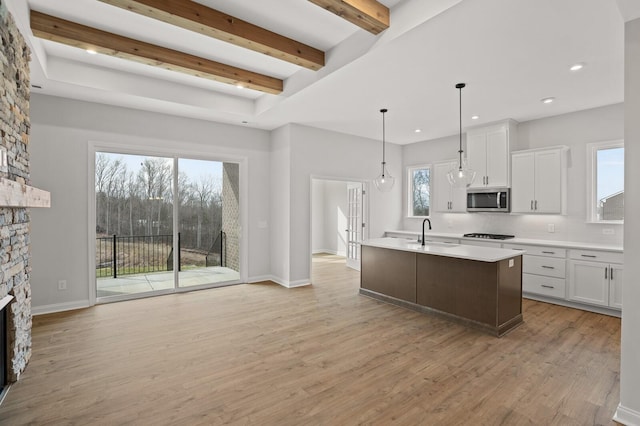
[511,146,568,214]
[466,120,518,189]
[433,160,466,212]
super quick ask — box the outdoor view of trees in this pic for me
[95,153,224,277]
[412,167,430,216]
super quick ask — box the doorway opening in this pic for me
[311,178,368,282]
[94,152,241,302]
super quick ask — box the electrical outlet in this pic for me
[602,228,615,235]
[57,280,67,290]
[547,224,555,233]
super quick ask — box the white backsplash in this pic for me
[404,212,623,246]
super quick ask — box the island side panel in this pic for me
[361,246,417,303]
[497,255,523,326]
[416,254,498,327]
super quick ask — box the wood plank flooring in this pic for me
[0,254,621,425]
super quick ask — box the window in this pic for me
[408,165,431,217]
[586,140,624,222]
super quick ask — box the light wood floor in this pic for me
[0,254,621,425]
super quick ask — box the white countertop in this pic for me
[362,237,522,262]
[385,230,623,253]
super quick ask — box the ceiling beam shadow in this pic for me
[99,0,325,71]
[308,0,390,35]
[30,10,283,95]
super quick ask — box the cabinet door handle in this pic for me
[610,267,614,280]
[541,266,555,269]
[486,176,489,185]
[534,200,538,210]
[541,284,555,289]
[530,200,534,210]
[581,254,597,258]
[542,251,555,254]
[605,267,608,279]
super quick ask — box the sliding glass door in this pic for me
[95,151,240,301]
[177,159,240,288]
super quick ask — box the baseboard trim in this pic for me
[247,275,274,284]
[522,293,621,318]
[312,249,335,255]
[256,275,310,288]
[32,300,91,316]
[614,403,640,425]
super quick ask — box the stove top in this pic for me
[463,233,515,240]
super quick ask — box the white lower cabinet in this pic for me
[504,243,567,300]
[568,250,623,310]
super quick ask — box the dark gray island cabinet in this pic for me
[360,238,523,337]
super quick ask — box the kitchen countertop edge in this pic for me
[362,237,522,262]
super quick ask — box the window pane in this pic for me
[412,168,430,216]
[597,147,624,221]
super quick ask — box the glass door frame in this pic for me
[88,141,248,305]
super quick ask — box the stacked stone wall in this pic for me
[0,0,33,382]
[222,163,240,272]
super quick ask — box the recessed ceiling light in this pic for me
[414,129,422,133]
[541,97,555,104]
[86,49,97,55]
[570,63,585,71]
[471,115,479,120]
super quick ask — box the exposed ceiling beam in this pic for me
[30,10,283,95]
[98,0,325,71]
[308,0,390,35]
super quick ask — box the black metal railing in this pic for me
[96,234,177,278]
[206,231,226,267]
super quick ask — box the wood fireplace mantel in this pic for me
[0,178,50,208]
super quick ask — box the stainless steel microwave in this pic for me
[467,188,511,212]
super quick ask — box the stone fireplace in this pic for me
[0,0,50,388]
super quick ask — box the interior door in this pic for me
[346,183,364,271]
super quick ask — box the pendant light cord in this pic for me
[456,83,465,171]
[380,108,388,176]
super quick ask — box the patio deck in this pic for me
[97,267,240,298]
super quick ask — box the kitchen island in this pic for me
[360,238,523,336]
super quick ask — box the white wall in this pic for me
[29,94,272,312]
[269,126,292,284]
[311,179,350,256]
[618,16,640,426]
[311,179,326,253]
[279,124,402,284]
[401,104,624,245]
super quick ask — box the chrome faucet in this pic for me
[421,218,432,246]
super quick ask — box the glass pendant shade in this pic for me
[448,83,476,188]
[447,158,476,188]
[374,162,395,191]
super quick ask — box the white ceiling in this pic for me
[6,0,626,145]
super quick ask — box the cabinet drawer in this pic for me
[523,274,566,299]
[569,250,623,264]
[523,255,566,278]
[503,244,566,258]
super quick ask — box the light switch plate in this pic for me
[547,224,555,233]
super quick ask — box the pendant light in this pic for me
[374,108,395,192]
[447,83,477,188]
